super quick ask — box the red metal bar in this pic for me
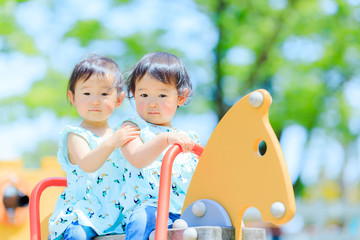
[155,143,204,240]
[29,144,203,240]
[29,177,67,240]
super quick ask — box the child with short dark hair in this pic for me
[116,52,201,240]
[49,55,139,240]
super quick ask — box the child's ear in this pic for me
[178,88,189,106]
[67,90,75,105]
[115,92,126,108]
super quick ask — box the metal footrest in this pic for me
[93,227,265,240]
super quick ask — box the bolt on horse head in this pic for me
[182,89,296,239]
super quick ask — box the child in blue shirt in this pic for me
[49,55,139,240]
[116,52,200,240]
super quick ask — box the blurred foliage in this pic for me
[22,140,58,168]
[0,0,360,200]
[22,70,76,117]
[0,0,37,54]
[196,0,358,130]
[65,20,108,46]
[196,0,359,197]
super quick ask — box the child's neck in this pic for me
[147,121,173,128]
[80,121,111,138]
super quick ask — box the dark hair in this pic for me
[67,55,123,97]
[126,52,192,101]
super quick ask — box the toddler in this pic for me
[116,52,200,240]
[49,55,139,240]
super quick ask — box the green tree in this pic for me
[195,0,360,197]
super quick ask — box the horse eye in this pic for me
[257,140,267,156]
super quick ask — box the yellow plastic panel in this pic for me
[182,89,296,239]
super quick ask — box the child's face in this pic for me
[68,75,124,126]
[133,73,187,127]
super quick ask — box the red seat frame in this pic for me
[29,144,203,240]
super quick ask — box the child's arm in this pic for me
[67,125,139,172]
[121,132,194,169]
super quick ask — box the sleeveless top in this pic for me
[115,117,200,223]
[49,126,126,239]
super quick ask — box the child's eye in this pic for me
[159,94,167,98]
[102,93,109,96]
[83,92,90,96]
[140,94,148,97]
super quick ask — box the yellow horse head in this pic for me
[182,89,296,239]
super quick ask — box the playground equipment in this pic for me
[0,171,29,227]
[29,89,296,240]
[0,157,65,240]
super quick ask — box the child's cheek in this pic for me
[161,102,177,116]
[136,102,147,116]
[103,99,116,113]
[103,96,116,112]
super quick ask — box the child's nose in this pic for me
[148,99,158,107]
[91,96,101,105]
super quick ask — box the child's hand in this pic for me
[166,133,195,152]
[113,124,140,148]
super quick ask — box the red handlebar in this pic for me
[155,143,204,240]
[29,177,67,240]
